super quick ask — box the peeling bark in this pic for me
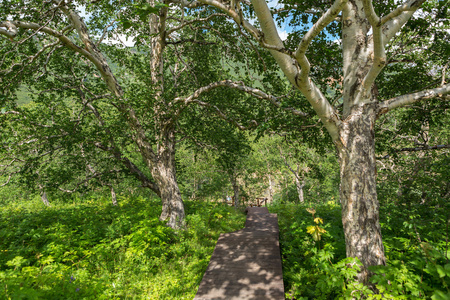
[338,103,385,284]
[151,126,185,229]
[146,0,185,229]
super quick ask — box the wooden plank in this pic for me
[194,207,285,300]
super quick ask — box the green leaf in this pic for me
[444,263,450,277]
[6,256,28,268]
[432,290,450,300]
[121,19,132,30]
[436,265,446,278]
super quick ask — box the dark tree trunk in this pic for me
[337,103,386,284]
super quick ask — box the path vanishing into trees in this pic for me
[194,207,285,300]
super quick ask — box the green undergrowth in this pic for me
[271,201,450,300]
[0,195,246,299]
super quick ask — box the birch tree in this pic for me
[0,0,278,228]
[193,0,450,283]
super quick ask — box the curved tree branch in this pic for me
[174,80,308,117]
[294,0,348,83]
[0,20,123,97]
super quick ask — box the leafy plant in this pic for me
[0,193,245,299]
[272,201,450,299]
[306,208,327,242]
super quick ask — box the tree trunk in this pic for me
[337,103,386,284]
[147,0,184,228]
[266,161,274,203]
[154,160,185,229]
[229,172,240,208]
[294,175,305,203]
[268,173,274,203]
[38,183,50,206]
[41,191,50,206]
[110,186,118,206]
[151,127,185,229]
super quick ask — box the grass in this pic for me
[0,194,246,299]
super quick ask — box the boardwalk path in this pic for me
[194,207,285,300]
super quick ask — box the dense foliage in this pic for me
[0,192,246,299]
[272,200,450,299]
[1,182,448,299]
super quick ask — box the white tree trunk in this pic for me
[110,186,118,206]
[229,172,240,208]
[154,163,185,229]
[266,160,274,203]
[337,103,385,284]
[268,173,274,203]
[294,175,305,203]
[151,127,185,229]
[41,191,50,206]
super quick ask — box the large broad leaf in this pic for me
[431,290,450,300]
[435,265,446,278]
[445,264,450,277]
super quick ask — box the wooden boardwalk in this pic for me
[194,207,285,300]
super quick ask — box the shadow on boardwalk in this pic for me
[194,207,285,300]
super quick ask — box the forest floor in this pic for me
[0,194,449,299]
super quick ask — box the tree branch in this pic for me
[0,175,12,187]
[198,0,263,46]
[294,0,348,83]
[198,0,341,145]
[57,3,123,97]
[96,19,117,46]
[0,20,123,97]
[378,144,450,159]
[58,169,119,193]
[382,0,427,45]
[397,144,450,152]
[174,80,308,117]
[361,0,386,93]
[170,0,205,9]
[0,21,18,39]
[378,84,450,115]
[166,38,216,45]
[167,13,227,35]
[279,146,302,182]
[93,142,161,197]
[381,0,425,25]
